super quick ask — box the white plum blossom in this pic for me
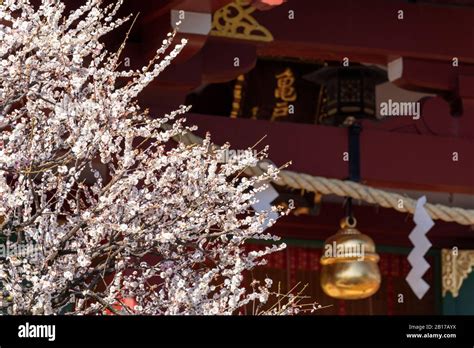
[63,271,73,281]
[0,0,297,315]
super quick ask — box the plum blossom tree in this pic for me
[0,0,297,315]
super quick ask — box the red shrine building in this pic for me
[104,0,474,314]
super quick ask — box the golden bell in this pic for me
[320,217,381,300]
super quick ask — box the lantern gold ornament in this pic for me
[320,217,381,300]
[304,64,387,127]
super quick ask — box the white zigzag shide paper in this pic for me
[406,196,435,300]
[251,182,279,230]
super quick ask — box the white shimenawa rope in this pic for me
[171,127,474,226]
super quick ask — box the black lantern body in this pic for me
[305,65,387,126]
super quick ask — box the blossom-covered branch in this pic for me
[0,0,294,315]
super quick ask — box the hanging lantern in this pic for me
[304,65,387,126]
[320,217,381,300]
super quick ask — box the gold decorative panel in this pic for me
[442,249,474,298]
[210,0,274,42]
